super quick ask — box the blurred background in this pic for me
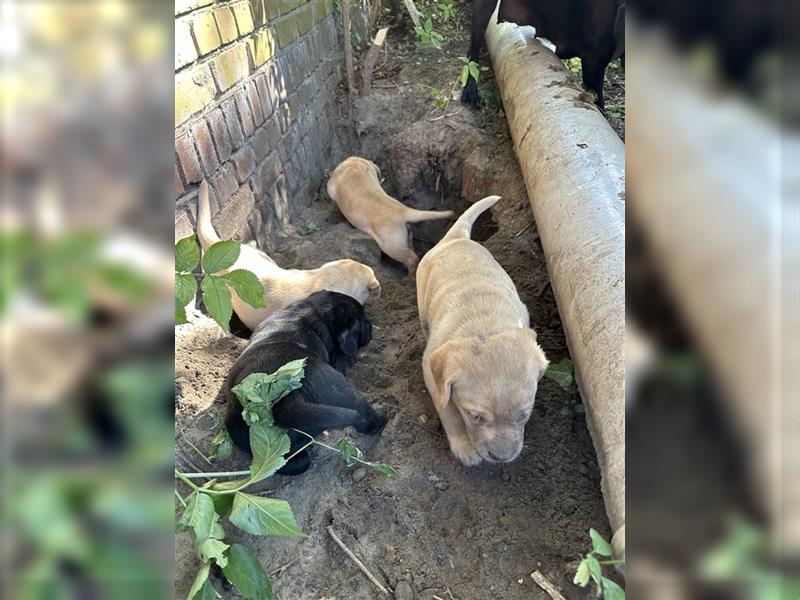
[626,0,799,598]
[1,1,174,598]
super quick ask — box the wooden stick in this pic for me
[341,0,356,95]
[402,0,421,27]
[327,526,390,594]
[361,27,388,96]
[530,571,568,600]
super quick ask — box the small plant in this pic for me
[543,357,585,416]
[298,222,320,236]
[431,56,480,114]
[564,57,582,74]
[176,360,397,600]
[175,234,265,332]
[573,528,625,599]
[414,15,444,50]
[438,0,457,23]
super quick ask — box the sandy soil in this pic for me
[176,10,623,599]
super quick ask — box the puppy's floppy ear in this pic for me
[337,326,359,359]
[428,341,461,411]
[521,328,549,381]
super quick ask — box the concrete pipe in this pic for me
[485,9,626,555]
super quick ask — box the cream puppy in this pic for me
[196,180,380,331]
[417,196,549,466]
[327,156,454,276]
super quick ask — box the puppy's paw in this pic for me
[357,410,388,435]
[449,436,482,467]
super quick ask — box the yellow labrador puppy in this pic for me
[196,180,380,331]
[327,156,454,276]
[417,196,549,466]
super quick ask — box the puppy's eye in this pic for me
[468,411,485,425]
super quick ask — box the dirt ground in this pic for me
[177,8,623,599]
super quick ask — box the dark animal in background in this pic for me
[224,291,387,475]
[462,0,625,109]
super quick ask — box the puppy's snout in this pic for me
[488,449,518,463]
[369,284,381,299]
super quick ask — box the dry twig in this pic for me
[530,570,568,600]
[327,526,391,594]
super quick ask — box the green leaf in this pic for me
[424,16,432,31]
[590,528,614,557]
[176,235,200,273]
[196,580,218,600]
[560,406,573,416]
[336,436,363,466]
[249,423,291,484]
[210,427,233,461]
[198,537,229,568]
[544,357,574,390]
[211,492,234,517]
[229,492,305,537]
[469,62,480,82]
[223,544,273,600]
[176,306,188,324]
[186,562,210,600]
[179,493,218,541]
[201,275,232,332]
[573,558,591,587]
[431,87,440,95]
[231,360,307,426]
[586,554,603,589]
[224,269,266,309]
[601,577,625,600]
[176,273,198,311]
[460,65,469,88]
[202,240,240,274]
[368,462,399,478]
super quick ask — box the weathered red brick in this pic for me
[175,164,185,199]
[206,109,233,163]
[191,11,221,56]
[191,120,219,173]
[254,74,275,118]
[221,98,245,148]
[250,127,270,161]
[234,89,256,137]
[247,81,265,125]
[176,134,203,184]
[210,162,239,205]
[231,147,256,182]
[212,184,256,240]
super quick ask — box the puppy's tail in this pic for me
[196,180,221,250]
[402,207,455,223]
[440,195,500,242]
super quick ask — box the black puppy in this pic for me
[224,291,387,475]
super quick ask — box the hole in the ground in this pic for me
[398,168,499,258]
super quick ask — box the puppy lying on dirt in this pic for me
[197,180,381,331]
[416,196,549,466]
[327,156,454,276]
[224,291,388,475]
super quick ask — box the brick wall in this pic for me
[174,0,346,243]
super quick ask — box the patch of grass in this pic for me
[543,357,585,417]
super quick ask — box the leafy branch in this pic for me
[175,234,265,332]
[431,56,480,114]
[175,359,397,599]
